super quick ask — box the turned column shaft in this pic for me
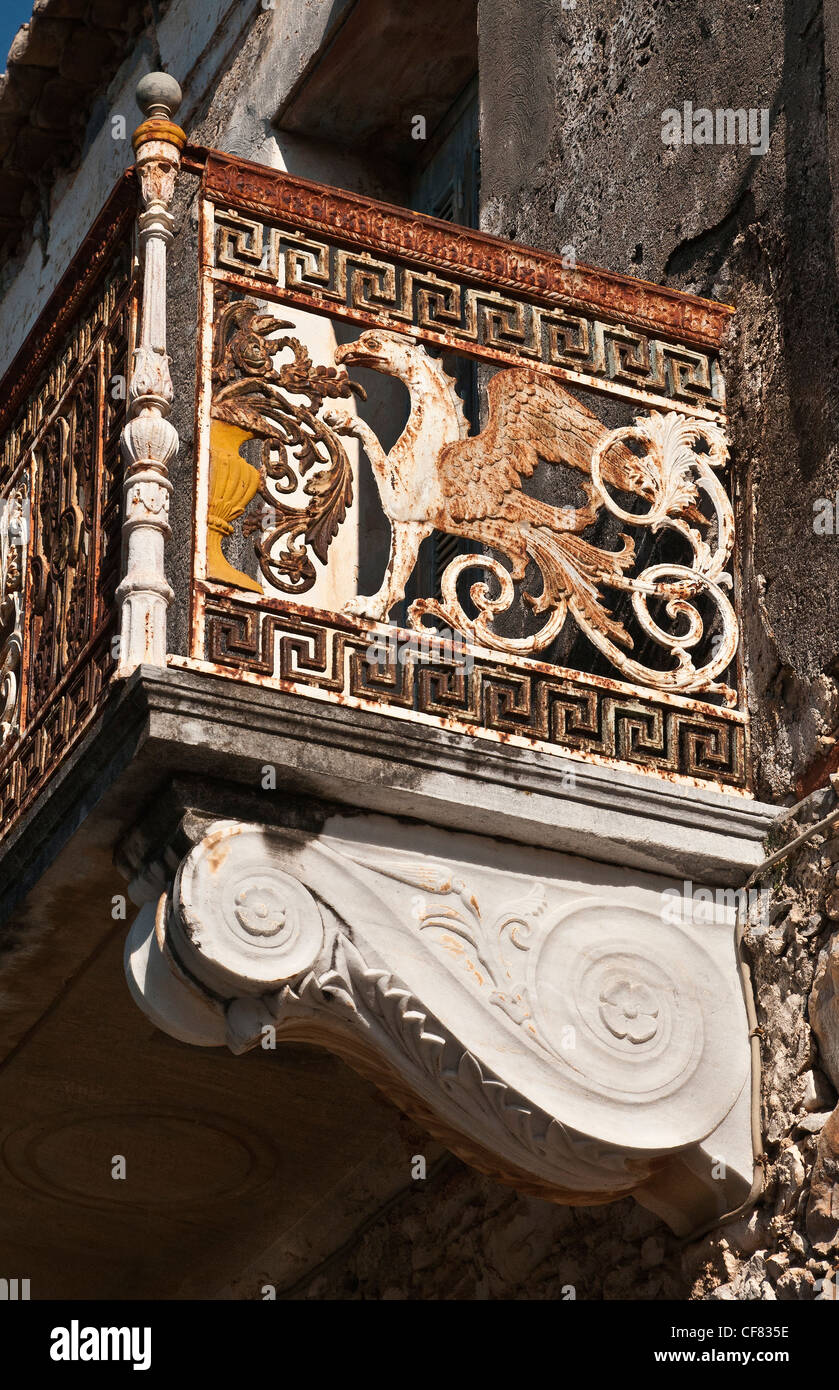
[116,75,185,675]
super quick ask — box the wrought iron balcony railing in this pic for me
[182,150,746,792]
[0,176,136,840]
[0,123,749,853]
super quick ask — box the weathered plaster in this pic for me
[478,0,839,801]
[0,0,360,378]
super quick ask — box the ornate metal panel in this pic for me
[184,153,747,790]
[201,598,746,786]
[0,180,136,842]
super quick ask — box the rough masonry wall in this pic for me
[286,1161,690,1300]
[478,0,839,803]
[694,781,839,1300]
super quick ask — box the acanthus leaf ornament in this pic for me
[208,290,365,593]
[127,346,175,407]
[357,850,549,1035]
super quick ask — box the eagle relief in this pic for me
[207,296,738,704]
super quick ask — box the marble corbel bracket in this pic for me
[124,816,754,1234]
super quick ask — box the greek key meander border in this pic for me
[195,596,749,790]
[208,204,726,419]
[199,151,732,349]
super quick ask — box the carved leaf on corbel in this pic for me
[264,924,637,1195]
[413,889,546,1030]
[349,855,470,897]
[339,847,550,1040]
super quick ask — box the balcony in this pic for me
[187,150,749,795]
[0,148,751,864]
[0,87,778,1241]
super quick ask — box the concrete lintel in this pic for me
[0,662,780,933]
[137,664,778,884]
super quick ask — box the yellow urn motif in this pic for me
[207,418,263,592]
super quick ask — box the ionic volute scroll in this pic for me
[124,816,754,1233]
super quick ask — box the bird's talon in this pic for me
[323,410,356,434]
[343,595,388,620]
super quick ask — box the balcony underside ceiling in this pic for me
[0,921,440,1299]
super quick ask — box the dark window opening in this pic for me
[273,0,480,623]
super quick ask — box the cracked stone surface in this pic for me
[479,0,839,803]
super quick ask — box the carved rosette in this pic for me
[115,75,185,674]
[125,818,753,1231]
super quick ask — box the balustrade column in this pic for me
[116,73,185,674]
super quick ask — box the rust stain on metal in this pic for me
[207,290,362,596]
[169,637,750,796]
[0,172,136,445]
[196,147,733,350]
[0,188,133,844]
[193,583,748,719]
[210,265,727,423]
[184,148,747,795]
[325,331,737,704]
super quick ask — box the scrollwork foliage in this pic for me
[211,290,365,594]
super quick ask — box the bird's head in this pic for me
[334,330,417,377]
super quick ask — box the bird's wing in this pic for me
[438,368,647,522]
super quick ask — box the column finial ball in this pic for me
[136,72,183,121]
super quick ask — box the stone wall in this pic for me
[478,0,839,803]
[699,781,839,1300]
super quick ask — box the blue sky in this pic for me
[1,1,35,73]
